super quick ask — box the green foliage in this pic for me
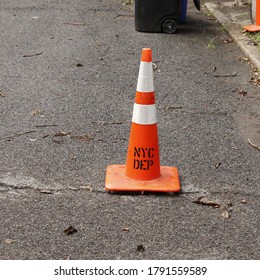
[207,37,216,49]
[245,31,260,49]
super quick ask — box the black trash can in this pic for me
[135,0,200,33]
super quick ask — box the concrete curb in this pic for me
[205,2,260,70]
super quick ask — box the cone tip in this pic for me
[141,48,152,62]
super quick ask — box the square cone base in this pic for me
[244,24,260,32]
[105,165,180,193]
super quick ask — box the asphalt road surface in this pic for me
[0,0,259,259]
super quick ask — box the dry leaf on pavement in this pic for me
[221,210,230,219]
[64,226,78,236]
[192,196,221,208]
[4,239,16,244]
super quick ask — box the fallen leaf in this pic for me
[247,40,257,46]
[241,199,247,204]
[137,244,145,252]
[193,196,221,208]
[239,57,249,62]
[64,226,78,236]
[4,239,16,244]
[249,70,260,86]
[226,201,233,208]
[238,89,247,96]
[221,210,230,219]
[122,227,130,232]
[31,109,43,116]
[76,63,83,67]
[222,37,233,43]
[70,155,77,161]
[152,63,158,70]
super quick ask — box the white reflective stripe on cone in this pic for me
[132,103,157,125]
[136,62,154,92]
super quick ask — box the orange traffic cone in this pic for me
[105,48,180,193]
[244,0,260,32]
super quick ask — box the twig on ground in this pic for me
[213,71,238,77]
[36,124,59,128]
[1,130,37,140]
[248,138,260,151]
[91,121,124,125]
[23,51,43,58]
[63,22,86,26]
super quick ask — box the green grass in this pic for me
[252,32,260,46]
[221,24,228,33]
[207,37,216,49]
[245,31,260,48]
